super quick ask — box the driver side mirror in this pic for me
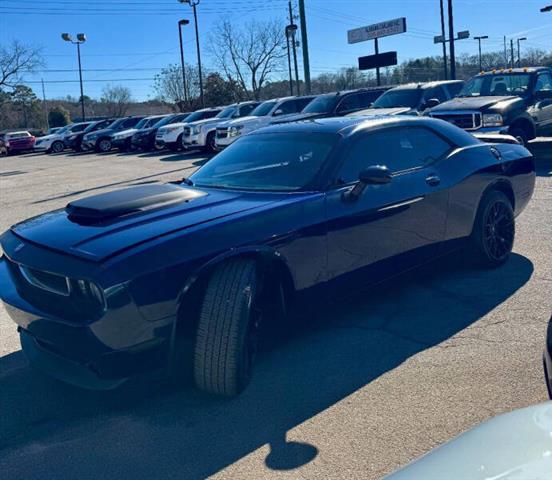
[273,109,284,116]
[343,165,392,201]
[424,98,441,109]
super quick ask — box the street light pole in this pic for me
[288,1,301,95]
[178,0,204,107]
[474,35,488,72]
[62,33,86,121]
[439,0,448,80]
[178,19,190,107]
[285,31,293,96]
[517,37,527,67]
[447,0,456,79]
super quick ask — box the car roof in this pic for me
[389,80,464,91]
[254,115,470,138]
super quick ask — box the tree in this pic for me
[100,85,132,117]
[10,85,41,127]
[209,19,286,100]
[0,40,44,90]
[48,106,71,128]
[204,72,244,106]
[153,63,200,111]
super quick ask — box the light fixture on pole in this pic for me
[474,35,489,72]
[62,33,87,121]
[541,5,552,12]
[178,19,190,107]
[286,24,300,95]
[178,0,204,107]
[517,37,527,67]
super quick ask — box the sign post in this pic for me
[347,17,407,86]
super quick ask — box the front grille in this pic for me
[19,265,70,296]
[216,128,228,139]
[183,126,191,136]
[431,112,482,130]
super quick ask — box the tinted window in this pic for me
[424,86,448,103]
[373,89,423,109]
[190,132,338,191]
[338,127,452,182]
[459,74,532,97]
[302,94,339,114]
[274,100,298,116]
[251,101,277,117]
[123,118,141,128]
[446,82,464,97]
[216,106,237,119]
[296,97,314,111]
[337,94,363,114]
[359,90,383,107]
[239,103,258,116]
[71,124,88,133]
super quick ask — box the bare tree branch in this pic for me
[100,84,132,117]
[0,40,44,89]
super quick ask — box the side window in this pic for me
[296,97,314,111]
[535,73,552,93]
[336,94,361,114]
[274,100,298,116]
[358,91,377,108]
[338,128,452,183]
[446,82,464,98]
[72,124,87,133]
[424,86,448,103]
[239,104,257,116]
[124,118,139,128]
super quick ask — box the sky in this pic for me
[1,0,550,101]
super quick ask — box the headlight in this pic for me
[72,278,106,309]
[229,125,244,137]
[483,114,503,127]
[0,242,4,259]
[192,126,202,135]
[164,126,180,133]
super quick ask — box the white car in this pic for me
[215,96,315,149]
[111,115,167,151]
[182,101,259,152]
[155,108,223,152]
[385,402,552,480]
[34,122,91,153]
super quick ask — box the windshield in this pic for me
[190,132,338,192]
[373,89,423,108]
[302,95,338,114]
[216,106,237,119]
[152,115,175,129]
[250,101,277,117]
[459,74,532,97]
[106,118,125,130]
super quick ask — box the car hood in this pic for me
[158,122,187,132]
[113,128,138,137]
[36,133,61,141]
[10,183,281,262]
[189,117,224,129]
[84,127,114,138]
[273,112,327,123]
[351,107,414,116]
[385,402,552,480]
[430,95,518,112]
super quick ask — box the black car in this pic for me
[350,81,465,117]
[82,116,145,153]
[0,117,535,396]
[545,314,552,399]
[65,119,116,152]
[430,67,552,145]
[274,87,391,124]
[131,113,191,151]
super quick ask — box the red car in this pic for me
[0,131,36,156]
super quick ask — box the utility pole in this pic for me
[62,33,86,121]
[288,1,301,95]
[298,0,311,94]
[285,29,294,96]
[447,0,456,79]
[517,37,527,67]
[510,39,515,67]
[504,36,508,68]
[374,38,381,86]
[178,19,190,106]
[439,0,448,79]
[474,36,488,72]
[178,0,204,107]
[41,79,49,129]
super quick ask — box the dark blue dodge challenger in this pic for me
[0,117,535,396]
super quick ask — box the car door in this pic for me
[325,126,453,290]
[532,71,552,134]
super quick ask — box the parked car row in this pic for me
[2,66,550,159]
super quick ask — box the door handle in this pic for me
[426,174,441,187]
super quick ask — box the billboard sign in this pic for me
[348,17,407,44]
[358,52,398,70]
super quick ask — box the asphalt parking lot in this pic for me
[0,140,551,479]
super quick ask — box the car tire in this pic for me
[51,141,64,154]
[174,134,184,151]
[471,190,515,267]
[194,259,261,396]
[509,127,528,147]
[97,138,112,153]
[205,132,217,153]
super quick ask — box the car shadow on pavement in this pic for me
[0,253,534,480]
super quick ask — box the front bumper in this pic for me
[0,250,173,390]
[64,137,81,150]
[131,135,154,150]
[81,138,96,150]
[112,137,132,149]
[33,141,50,151]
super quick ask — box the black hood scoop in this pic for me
[66,183,207,225]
